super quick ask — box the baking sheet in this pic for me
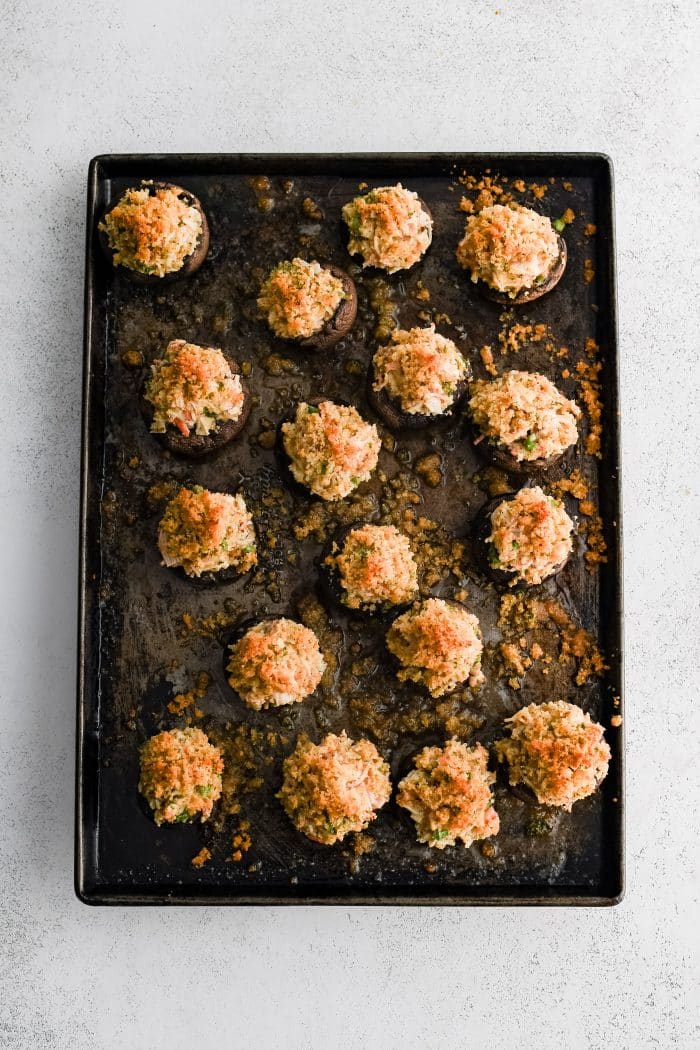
[76,154,623,904]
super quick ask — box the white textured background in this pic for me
[1,1,699,1047]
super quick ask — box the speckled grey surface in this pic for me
[1,1,698,1046]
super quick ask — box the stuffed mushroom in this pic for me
[469,370,580,474]
[257,258,357,351]
[495,701,611,810]
[397,739,499,848]
[99,181,209,281]
[456,203,566,303]
[225,618,326,711]
[277,732,391,845]
[157,486,257,581]
[142,340,251,456]
[474,485,574,587]
[278,399,381,501]
[386,598,484,698]
[320,522,419,614]
[342,184,432,272]
[369,325,470,430]
[138,728,223,825]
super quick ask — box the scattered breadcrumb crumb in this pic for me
[575,358,604,458]
[498,593,607,686]
[191,846,211,869]
[480,346,498,375]
[167,671,210,717]
[228,821,252,862]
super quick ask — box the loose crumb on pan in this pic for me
[479,345,498,376]
[228,821,252,862]
[497,321,559,358]
[551,470,607,568]
[575,358,604,458]
[210,725,283,823]
[167,670,211,719]
[498,593,608,688]
[191,846,212,869]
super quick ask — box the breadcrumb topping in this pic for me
[373,325,469,416]
[158,487,257,578]
[226,618,325,710]
[456,204,559,296]
[139,728,223,825]
[469,370,580,462]
[145,340,245,436]
[258,258,345,340]
[386,598,484,698]
[488,486,574,585]
[100,185,203,276]
[282,401,381,501]
[325,523,418,610]
[397,739,499,848]
[496,700,610,810]
[342,184,432,272]
[278,732,391,845]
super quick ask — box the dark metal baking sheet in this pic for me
[76,153,623,905]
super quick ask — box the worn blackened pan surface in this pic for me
[77,154,623,905]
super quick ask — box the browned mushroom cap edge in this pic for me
[468,421,570,478]
[296,268,358,352]
[367,368,469,432]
